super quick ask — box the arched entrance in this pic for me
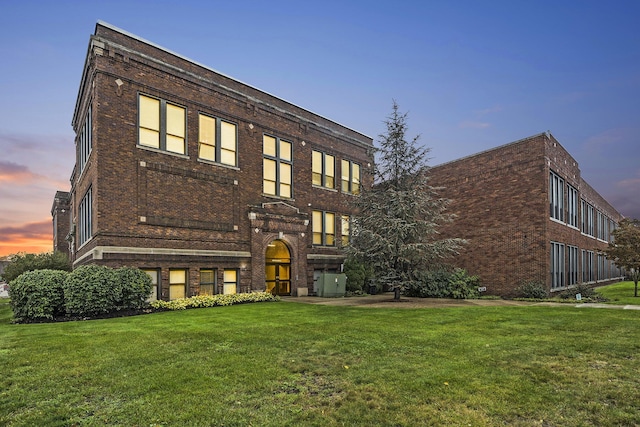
[265,239,291,296]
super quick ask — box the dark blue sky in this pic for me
[1,0,639,255]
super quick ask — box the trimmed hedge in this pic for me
[151,292,279,310]
[8,269,69,322]
[63,265,120,317]
[115,267,153,310]
[404,268,480,299]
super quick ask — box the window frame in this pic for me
[549,171,564,222]
[169,269,188,300]
[567,184,578,228]
[312,150,335,189]
[263,134,293,198]
[341,215,350,247]
[312,210,336,246]
[198,113,238,167]
[138,93,187,156]
[77,186,92,248]
[341,159,361,195]
[199,268,217,296]
[223,269,238,295]
[78,104,92,174]
[550,241,565,290]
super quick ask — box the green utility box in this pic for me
[317,273,347,297]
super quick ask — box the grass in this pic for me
[1,297,640,426]
[596,281,640,305]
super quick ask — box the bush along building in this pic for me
[55,21,373,300]
[429,132,624,297]
[430,133,623,297]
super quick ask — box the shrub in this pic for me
[557,283,597,300]
[516,281,548,299]
[151,292,279,311]
[8,269,69,322]
[115,267,152,310]
[344,258,368,292]
[404,268,479,299]
[2,251,71,283]
[64,265,120,317]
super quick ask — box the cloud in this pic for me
[0,160,44,184]
[457,105,501,130]
[0,220,52,257]
[583,127,639,154]
[458,121,490,129]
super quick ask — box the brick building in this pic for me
[51,191,71,254]
[429,132,624,297]
[55,22,373,300]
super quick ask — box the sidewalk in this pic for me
[281,293,640,310]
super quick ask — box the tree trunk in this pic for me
[635,280,638,298]
[394,287,401,300]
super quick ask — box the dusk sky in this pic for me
[1,0,639,257]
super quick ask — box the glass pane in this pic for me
[139,95,160,130]
[170,284,185,300]
[139,128,160,148]
[166,135,185,154]
[263,135,276,156]
[280,183,291,198]
[199,115,216,145]
[166,104,185,138]
[220,121,236,150]
[326,155,335,188]
[313,211,322,233]
[221,148,236,166]
[280,140,292,161]
[170,269,186,283]
[223,284,237,295]
[312,151,322,174]
[280,163,291,184]
[312,172,322,186]
[200,269,215,284]
[326,212,335,232]
[341,160,349,180]
[199,143,215,161]
[263,180,276,195]
[199,284,214,296]
[263,159,276,180]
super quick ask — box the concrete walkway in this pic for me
[281,293,640,310]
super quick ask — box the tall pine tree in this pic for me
[348,101,464,299]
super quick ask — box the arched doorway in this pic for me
[265,240,291,296]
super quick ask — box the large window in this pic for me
[567,185,578,228]
[199,269,217,295]
[78,186,92,247]
[341,160,361,194]
[198,114,237,166]
[568,245,579,286]
[550,242,565,290]
[169,269,187,300]
[263,135,292,198]
[138,94,186,155]
[78,105,92,173]
[341,215,350,246]
[223,269,237,295]
[582,250,594,283]
[549,171,564,222]
[581,201,594,236]
[312,150,335,189]
[313,210,335,246]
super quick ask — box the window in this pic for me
[77,186,92,247]
[550,242,565,289]
[143,269,159,301]
[341,160,361,194]
[582,201,594,236]
[138,94,186,155]
[568,245,578,286]
[263,135,292,198]
[582,250,594,283]
[549,171,564,221]
[312,210,335,246]
[198,114,237,166]
[567,185,578,227]
[597,211,605,240]
[79,105,92,173]
[598,254,606,280]
[223,269,237,295]
[341,215,350,246]
[199,269,216,295]
[312,150,335,189]
[169,269,187,300]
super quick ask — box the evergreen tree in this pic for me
[348,101,464,299]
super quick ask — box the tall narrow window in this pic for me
[263,135,292,198]
[199,269,216,295]
[77,186,92,247]
[549,171,564,221]
[198,114,237,166]
[223,269,237,295]
[312,150,335,189]
[341,160,361,194]
[568,245,578,286]
[79,105,92,173]
[312,210,335,246]
[341,215,350,246]
[169,269,187,300]
[567,185,578,227]
[143,269,159,301]
[138,94,186,155]
[550,242,565,289]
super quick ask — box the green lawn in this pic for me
[1,297,639,426]
[596,281,640,305]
